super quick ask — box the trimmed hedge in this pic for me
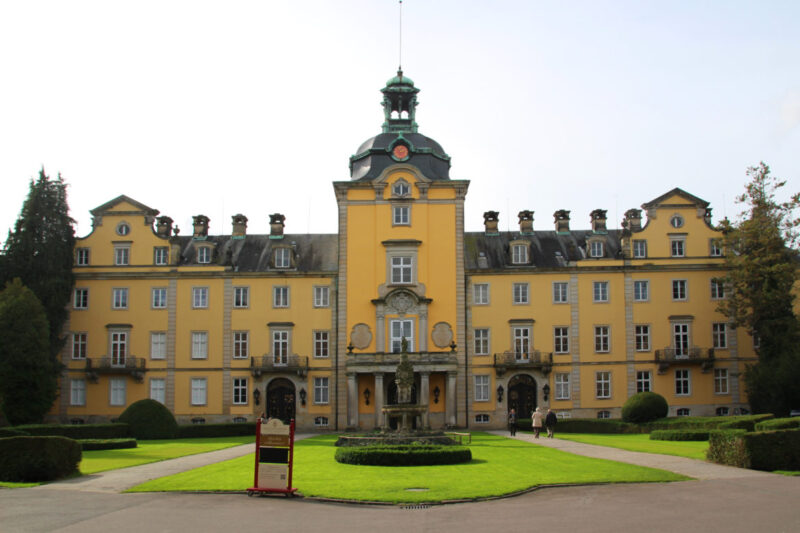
[176,422,257,439]
[650,429,710,441]
[119,400,178,440]
[0,428,30,437]
[645,414,773,431]
[0,436,82,482]
[755,417,800,432]
[79,438,138,451]
[12,423,130,439]
[708,428,800,471]
[622,392,669,423]
[556,419,643,434]
[335,445,472,466]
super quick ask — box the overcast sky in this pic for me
[1,1,798,242]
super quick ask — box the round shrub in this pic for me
[118,399,178,440]
[622,392,668,424]
[0,436,82,482]
[335,445,472,466]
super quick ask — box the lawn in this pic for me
[554,433,709,460]
[128,432,689,503]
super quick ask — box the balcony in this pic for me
[654,347,715,374]
[493,350,553,376]
[85,357,146,383]
[250,355,309,377]
[346,351,458,370]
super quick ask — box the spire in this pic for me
[381,70,420,134]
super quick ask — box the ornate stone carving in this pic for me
[431,322,453,348]
[389,291,414,315]
[350,323,372,350]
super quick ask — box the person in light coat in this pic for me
[531,406,544,438]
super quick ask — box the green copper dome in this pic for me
[385,72,415,88]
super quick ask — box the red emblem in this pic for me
[393,145,409,159]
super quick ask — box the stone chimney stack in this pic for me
[483,211,500,236]
[192,215,210,239]
[623,209,642,232]
[156,216,173,237]
[554,210,571,233]
[591,209,608,233]
[269,213,286,239]
[518,210,534,234]
[231,214,248,239]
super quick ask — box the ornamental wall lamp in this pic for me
[253,388,261,406]
[347,343,354,354]
[433,386,440,404]
[497,385,504,403]
[299,388,307,407]
[542,383,551,402]
[449,341,457,353]
[364,387,371,405]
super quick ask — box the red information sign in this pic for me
[246,418,297,497]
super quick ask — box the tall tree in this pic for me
[1,168,76,363]
[0,279,56,425]
[719,162,800,416]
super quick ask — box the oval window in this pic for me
[669,215,684,228]
[116,222,131,236]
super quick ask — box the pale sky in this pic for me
[1,1,798,242]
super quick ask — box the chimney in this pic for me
[518,210,534,234]
[623,209,642,232]
[269,213,285,239]
[231,214,248,239]
[554,210,570,233]
[156,216,173,237]
[483,211,500,236]
[192,215,209,239]
[704,208,713,225]
[590,209,608,233]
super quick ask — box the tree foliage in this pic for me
[0,279,57,425]
[719,162,800,416]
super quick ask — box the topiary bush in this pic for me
[707,428,800,471]
[118,399,178,440]
[0,436,82,482]
[755,417,800,432]
[622,392,669,424]
[556,419,643,434]
[78,438,138,451]
[0,428,30,437]
[14,423,129,439]
[646,414,773,431]
[335,445,472,466]
[176,422,256,439]
[649,429,710,441]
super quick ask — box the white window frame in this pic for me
[390,256,413,284]
[596,371,611,399]
[552,282,568,303]
[474,283,489,305]
[712,323,728,349]
[116,222,131,236]
[110,378,126,406]
[677,408,691,417]
[593,281,609,303]
[511,244,528,265]
[313,286,330,308]
[114,246,130,266]
[555,373,570,400]
[72,332,88,359]
[597,410,611,419]
[110,331,128,366]
[393,205,410,226]
[273,330,289,364]
[474,375,490,402]
[314,331,329,358]
[232,377,248,405]
[150,378,166,404]
[635,325,651,352]
[233,331,249,359]
[390,319,414,353]
[73,288,89,309]
[70,379,86,406]
[152,287,167,309]
[590,241,604,258]
[636,370,652,393]
[191,378,207,406]
[675,369,691,396]
[714,368,729,394]
[670,215,684,228]
[314,377,329,404]
[76,247,90,266]
[633,280,649,302]
[670,238,686,258]
[233,286,249,308]
[197,246,211,264]
[513,326,531,360]
[512,282,529,305]
[154,246,168,266]
[553,326,569,354]
[274,248,291,268]
[710,279,725,300]
[392,180,410,197]
[673,323,690,357]
[191,331,208,360]
[632,240,647,259]
[192,287,209,309]
[474,328,490,355]
[150,331,167,360]
[112,288,129,309]
[594,326,610,353]
[672,279,688,301]
[710,239,723,257]
[273,286,289,308]
[475,414,490,424]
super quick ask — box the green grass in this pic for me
[128,432,689,503]
[0,481,40,489]
[555,433,709,460]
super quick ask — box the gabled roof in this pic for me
[90,195,159,216]
[641,188,709,209]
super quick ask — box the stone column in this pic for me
[374,372,385,429]
[420,371,430,429]
[376,311,386,353]
[419,310,428,352]
[446,371,457,427]
[347,372,358,429]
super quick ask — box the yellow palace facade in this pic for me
[57,73,755,430]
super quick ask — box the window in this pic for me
[313,286,330,308]
[273,330,289,364]
[635,325,650,351]
[555,373,570,400]
[552,282,568,303]
[116,222,131,236]
[671,238,685,257]
[636,370,652,393]
[154,247,168,265]
[474,414,490,424]
[73,288,89,309]
[273,286,289,308]
[593,281,609,303]
[112,288,128,309]
[716,407,730,416]
[197,246,211,264]
[274,248,291,268]
[314,377,329,404]
[597,410,611,419]
[672,280,687,301]
[391,256,413,284]
[710,239,723,257]
[233,378,248,405]
[114,246,130,266]
[72,333,87,359]
[233,286,249,308]
[150,378,165,404]
[110,331,127,366]
[512,283,529,304]
[314,416,329,427]
[594,326,610,353]
[70,379,86,406]
[390,319,414,353]
[752,331,760,349]
[633,280,649,302]
[590,241,604,258]
[714,368,729,394]
[675,369,691,395]
[596,372,611,399]
[474,283,489,305]
[677,408,691,417]
[191,378,207,405]
[150,332,166,359]
[513,327,530,359]
[314,331,329,358]
[192,287,208,309]
[673,323,690,357]
[670,215,684,228]
[511,244,528,264]
[152,287,167,309]
[712,323,728,349]
[474,375,490,402]
[710,279,725,300]
[393,205,410,225]
[76,248,90,266]
[392,180,410,196]
[474,328,489,355]
[191,332,208,359]
[633,240,647,258]
[110,378,126,406]
[553,327,569,354]
[233,331,249,359]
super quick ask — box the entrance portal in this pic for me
[508,374,536,418]
[266,378,295,423]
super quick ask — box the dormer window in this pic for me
[392,180,410,197]
[589,241,604,258]
[511,243,529,265]
[274,247,291,268]
[670,215,684,228]
[116,222,130,236]
[197,247,211,264]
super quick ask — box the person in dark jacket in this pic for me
[545,408,558,438]
[508,408,517,436]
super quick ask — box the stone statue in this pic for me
[395,339,414,405]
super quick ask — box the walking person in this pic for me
[545,408,558,438]
[508,408,517,436]
[531,406,544,438]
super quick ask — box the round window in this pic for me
[116,222,131,236]
[669,215,684,228]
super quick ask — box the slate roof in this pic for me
[350,132,451,181]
